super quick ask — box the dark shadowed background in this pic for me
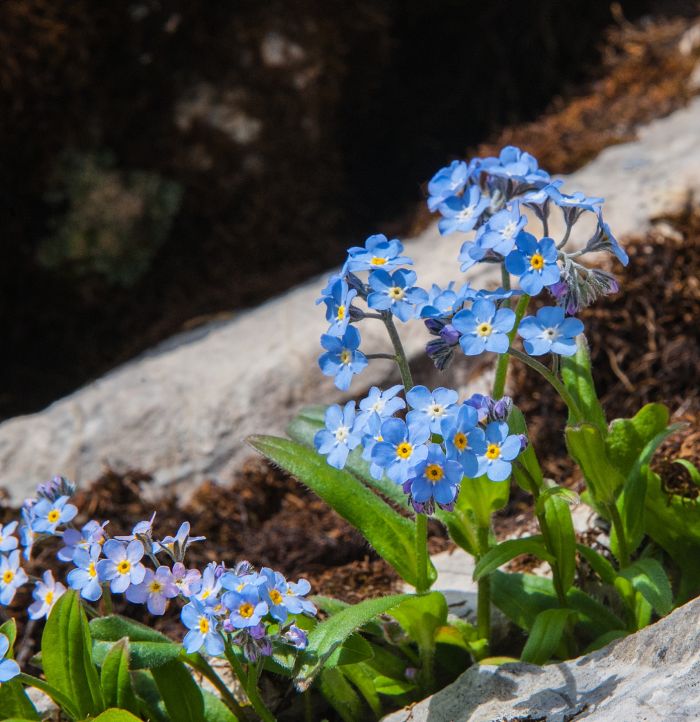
[1,0,694,420]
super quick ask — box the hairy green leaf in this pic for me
[473,537,554,581]
[100,638,138,714]
[92,710,143,722]
[560,336,607,433]
[388,592,448,654]
[249,435,430,587]
[605,403,669,477]
[620,558,673,616]
[509,406,544,492]
[151,660,205,722]
[319,668,366,722]
[543,493,576,594]
[295,593,412,688]
[42,590,104,718]
[520,608,576,664]
[565,424,624,505]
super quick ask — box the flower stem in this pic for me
[492,294,530,399]
[186,654,248,720]
[415,513,429,594]
[475,525,491,657]
[506,347,584,422]
[225,644,276,722]
[383,314,414,391]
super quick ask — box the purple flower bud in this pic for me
[518,434,529,452]
[249,622,266,640]
[404,667,418,681]
[439,323,461,347]
[490,396,512,422]
[284,623,308,650]
[424,318,446,335]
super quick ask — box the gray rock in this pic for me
[1,99,700,500]
[383,596,700,722]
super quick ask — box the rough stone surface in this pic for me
[1,99,700,499]
[384,596,700,722]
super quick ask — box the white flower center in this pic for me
[428,403,445,419]
[543,327,558,340]
[502,221,517,239]
[335,426,350,443]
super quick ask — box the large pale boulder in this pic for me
[1,99,700,499]
[383,596,700,722]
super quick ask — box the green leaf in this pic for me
[542,493,576,594]
[343,664,383,718]
[249,435,431,587]
[151,660,206,722]
[576,544,617,585]
[619,558,673,616]
[372,675,415,696]
[458,475,510,529]
[90,615,172,643]
[202,691,240,722]
[325,634,374,668]
[643,468,700,601]
[520,608,576,664]
[92,710,144,722]
[0,624,39,722]
[294,593,413,688]
[565,424,624,505]
[606,404,669,478]
[673,459,700,487]
[491,571,624,637]
[612,423,684,559]
[509,406,544,492]
[473,537,554,581]
[42,590,104,718]
[388,592,448,653]
[319,668,366,722]
[560,336,607,433]
[91,615,186,669]
[131,671,168,722]
[100,638,138,714]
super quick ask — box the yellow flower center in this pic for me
[117,560,131,575]
[340,349,352,365]
[201,588,211,599]
[88,562,97,578]
[239,603,255,618]
[370,256,387,266]
[199,617,210,634]
[425,464,444,483]
[270,589,283,605]
[47,509,61,524]
[477,322,493,337]
[149,580,163,594]
[454,432,468,451]
[529,253,544,270]
[2,570,14,584]
[45,590,54,606]
[486,443,501,460]
[396,442,413,460]
[388,286,405,300]
[336,304,346,321]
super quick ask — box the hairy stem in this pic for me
[476,525,491,656]
[507,348,584,422]
[383,313,414,390]
[492,294,530,399]
[225,645,276,722]
[415,513,429,594]
[607,501,631,568]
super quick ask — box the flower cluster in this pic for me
[0,480,317,665]
[315,385,525,513]
[316,145,628,392]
